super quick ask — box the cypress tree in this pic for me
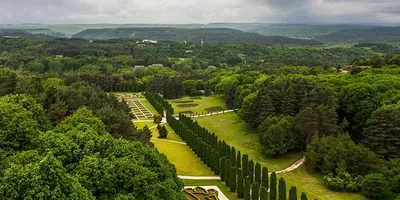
[252,182,260,200]
[270,172,277,200]
[301,192,308,200]
[244,176,251,200]
[255,162,261,185]
[215,152,220,175]
[237,150,241,169]
[260,186,268,200]
[231,147,236,167]
[230,166,237,192]
[243,154,249,177]
[220,157,226,181]
[289,186,297,200]
[237,169,244,198]
[261,166,269,189]
[279,177,286,200]
[249,159,254,183]
[225,159,231,187]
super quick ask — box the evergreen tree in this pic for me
[255,162,261,185]
[237,168,244,198]
[225,159,231,187]
[158,125,168,138]
[289,186,298,200]
[244,176,251,200]
[231,147,237,167]
[215,152,220,175]
[249,159,254,183]
[260,186,268,200]
[279,177,287,200]
[262,166,269,189]
[237,150,242,169]
[243,154,249,176]
[230,166,237,192]
[301,192,308,200]
[270,172,277,200]
[220,157,226,181]
[252,182,260,200]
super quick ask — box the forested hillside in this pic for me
[72,28,322,46]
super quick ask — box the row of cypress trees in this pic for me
[113,82,144,92]
[144,92,174,117]
[145,92,309,200]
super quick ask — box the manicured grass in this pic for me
[182,180,239,200]
[138,98,159,115]
[152,139,214,176]
[196,112,367,200]
[280,166,367,200]
[195,112,303,172]
[169,96,227,114]
[135,121,183,142]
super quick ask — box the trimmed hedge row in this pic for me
[145,92,308,200]
[144,92,174,117]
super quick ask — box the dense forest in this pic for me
[1,32,400,199]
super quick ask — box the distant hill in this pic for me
[72,28,321,46]
[315,27,400,44]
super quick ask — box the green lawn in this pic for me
[169,96,227,114]
[138,98,159,115]
[152,139,214,176]
[182,180,239,200]
[196,112,367,200]
[195,112,303,172]
[280,166,367,200]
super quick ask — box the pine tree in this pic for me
[252,182,260,200]
[270,172,277,200]
[225,159,231,187]
[289,186,297,200]
[237,168,244,198]
[279,177,287,200]
[230,166,237,192]
[301,192,308,200]
[255,162,261,185]
[220,157,226,181]
[249,159,254,183]
[260,186,268,200]
[261,166,269,189]
[244,176,251,200]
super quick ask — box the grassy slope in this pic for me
[169,96,227,114]
[196,112,367,200]
[183,180,239,200]
[195,112,302,172]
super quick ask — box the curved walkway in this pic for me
[178,156,306,180]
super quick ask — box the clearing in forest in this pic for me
[169,96,227,115]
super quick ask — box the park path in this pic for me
[178,156,306,180]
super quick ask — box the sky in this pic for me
[0,0,399,25]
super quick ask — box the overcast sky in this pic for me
[0,0,399,25]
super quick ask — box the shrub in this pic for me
[158,125,168,139]
[323,169,364,192]
[153,114,162,123]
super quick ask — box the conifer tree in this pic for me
[244,176,251,200]
[225,159,231,187]
[289,186,297,200]
[243,154,249,176]
[249,159,254,183]
[231,147,236,167]
[279,177,287,200]
[220,157,226,181]
[260,186,268,200]
[237,168,244,198]
[237,150,242,169]
[262,166,269,189]
[230,166,237,192]
[301,192,308,200]
[255,162,261,185]
[252,182,260,200]
[270,172,277,200]
[215,152,220,175]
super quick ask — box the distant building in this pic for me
[56,55,63,58]
[201,39,204,46]
[3,36,19,39]
[141,39,158,44]
[185,50,193,53]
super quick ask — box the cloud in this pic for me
[0,0,398,24]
